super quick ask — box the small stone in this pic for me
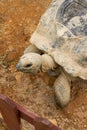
[15,72,21,82]
[49,119,57,126]
[0,114,3,120]
[81,106,85,111]
[83,124,87,128]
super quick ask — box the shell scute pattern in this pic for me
[30,0,87,79]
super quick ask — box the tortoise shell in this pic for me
[30,0,87,79]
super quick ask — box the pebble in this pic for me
[49,119,58,126]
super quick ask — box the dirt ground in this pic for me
[0,0,87,130]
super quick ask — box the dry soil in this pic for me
[0,0,87,130]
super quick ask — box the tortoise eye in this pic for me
[25,64,32,67]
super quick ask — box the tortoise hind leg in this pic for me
[54,73,71,108]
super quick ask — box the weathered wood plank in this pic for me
[0,94,61,130]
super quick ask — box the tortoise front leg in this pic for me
[24,45,42,54]
[54,73,71,108]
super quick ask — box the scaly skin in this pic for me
[17,51,71,107]
[54,72,71,108]
[24,44,42,54]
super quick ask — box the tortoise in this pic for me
[16,0,87,107]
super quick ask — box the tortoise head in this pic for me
[16,53,41,74]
